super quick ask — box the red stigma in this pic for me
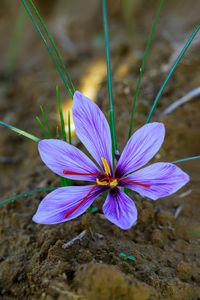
[64,184,98,219]
[117,178,151,188]
[63,170,150,219]
[63,170,104,176]
[64,177,109,219]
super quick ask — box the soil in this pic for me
[0,1,200,299]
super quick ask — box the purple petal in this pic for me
[103,188,138,230]
[33,185,104,224]
[73,91,112,173]
[116,123,165,177]
[120,163,190,200]
[39,139,101,181]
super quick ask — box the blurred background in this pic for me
[0,0,200,198]
[0,1,200,299]
[1,0,200,185]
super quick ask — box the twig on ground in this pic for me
[174,205,183,219]
[178,189,192,198]
[89,227,104,240]
[62,230,87,249]
[161,87,200,115]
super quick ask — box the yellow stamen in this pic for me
[110,179,118,187]
[101,157,111,176]
[96,178,109,186]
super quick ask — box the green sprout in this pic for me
[119,253,136,261]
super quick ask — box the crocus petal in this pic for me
[103,188,138,230]
[33,185,104,224]
[120,163,190,200]
[73,91,113,173]
[115,123,165,177]
[39,139,101,181]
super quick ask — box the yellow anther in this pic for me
[110,179,118,187]
[96,178,118,187]
[96,178,109,186]
[101,157,111,176]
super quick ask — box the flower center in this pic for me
[62,158,151,219]
[95,157,118,187]
[96,178,118,187]
[62,157,151,189]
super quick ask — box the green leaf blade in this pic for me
[146,24,200,123]
[40,105,53,138]
[28,0,75,94]
[21,0,73,98]
[0,187,58,206]
[172,155,200,164]
[36,116,48,138]
[128,0,164,138]
[0,121,40,142]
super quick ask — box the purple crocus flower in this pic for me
[33,91,189,230]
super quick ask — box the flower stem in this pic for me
[0,121,40,142]
[21,0,73,99]
[0,187,58,206]
[102,0,117,157]
[172,155,200,164]
[146,24,200,123]
[128,0,164,138]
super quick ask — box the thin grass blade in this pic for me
[21,0,73,98]
[56,89,72,186]
[0,121,40,142]
[68,111,71,144]
[56,86,67,142]
[128,0,164,138]
[28,0,75,94]
[56,88,71,186]
[146,24,200,123]
[40,105,53,138]
[102,0,117,157]
[56,126,60,139]
[172,155,200,164]
[36,116,48,138]
[57,111,72,186]
[0,187,58,206]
